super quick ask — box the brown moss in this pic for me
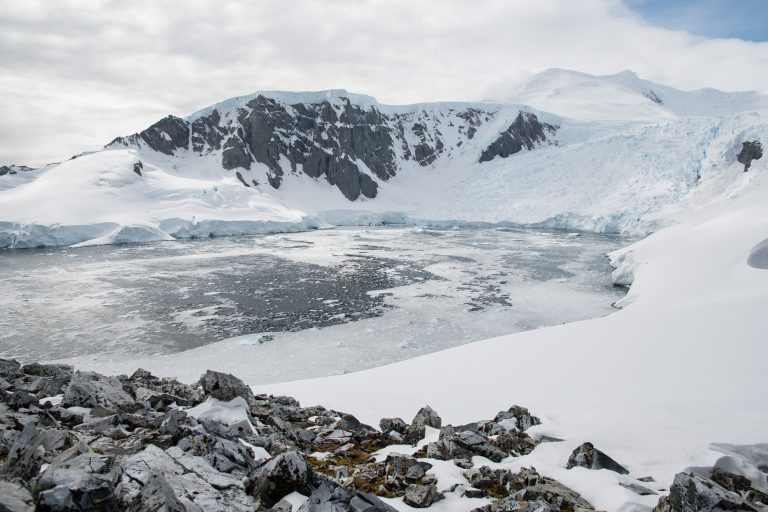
[353,476,394,498]
[486,483,510,499]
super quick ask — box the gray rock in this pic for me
[0,480,34,512]
[36,485,75,511]
[620,482,658,496]
[126,473,185,512]
[299,481,398,512]
[403,484,443,508]
[197,370,254,402]
[654,472,755,512]
[566,442,629,474]
[61,372,136,411]
[479,112,557,163]
[403,406,441,445]
[737,140,763,172]
[252,451,316,507]
[385,453,432,487]
[3,421,44,480]
[35,442,121,512]
[379,418,408,435]
[0,358,21,378]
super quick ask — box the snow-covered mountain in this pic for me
[0,69,765,248]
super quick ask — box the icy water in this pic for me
[0,227,628,381]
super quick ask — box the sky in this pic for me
[1,0,768,167]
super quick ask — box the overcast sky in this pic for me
[2,0,768,166]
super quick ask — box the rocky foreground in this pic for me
[0,359,766,512]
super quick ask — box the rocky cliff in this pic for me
[107,91,558,201]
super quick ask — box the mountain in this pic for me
[0,70,765,248]
[504,68,768,122]
[106,91,558,201]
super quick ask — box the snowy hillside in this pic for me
[0,69,765,248]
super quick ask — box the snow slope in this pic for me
[0,150,324,249]
[250,163,768,512]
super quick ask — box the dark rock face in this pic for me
[479,112,557,163]
[132,160,143,177]
[653,472,757,512]
[191,109,227,154]
[566,442,629,474]
[737,140,763,172]
[110,116,190,156]
[107,93,558,202]
[233,96,395,200]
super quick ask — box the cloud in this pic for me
[1,0,767,166]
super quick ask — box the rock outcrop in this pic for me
[0,359,599,511]
[737,140,763,172]
[566,442,629,474]
[653,471,767,512]
[107,92,557,201]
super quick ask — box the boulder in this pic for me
[252,451,316,507]
[654,472,755,512]
[384,453,432,488]
[0,480,35,512]
[35,442,122,512]
[566,442,629,474]
[3,421,45,480]
[61,372,136,411]
[126,473,185,512]
[403,406,441,445]
[298,481,398,512]
[403,484,443,508]
[379,418,408,435]
[197,370,254,402]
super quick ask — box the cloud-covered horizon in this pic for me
[2,0,767,166]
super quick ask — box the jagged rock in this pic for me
[120,444,252,511]
[61,372,136,411]
[5,389,36,409]
[737,140,763,172]
[479,112,557,163]
[654,472,755,512]
[252,451,316,507]
[566,442,629,474]
[0,480,35,512]
[493,430,537,457]
[427,425,509,462]
[0,358,21,378]
[126,473,185,512]
[710,469,753,494]
[403,406,441,445]
[197,370,254,402]
[384,453,432,488]
[35,442,122,511]
[299,481,398,512]
[507,467,593,511]
[3,421,45,480]
[403,484,443,508]
[36,485,75,511]
[620,482,658,496]
[379,418,408,435]
[493,405,541,432]
[20,363,73,380]
[109,115,189,156]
